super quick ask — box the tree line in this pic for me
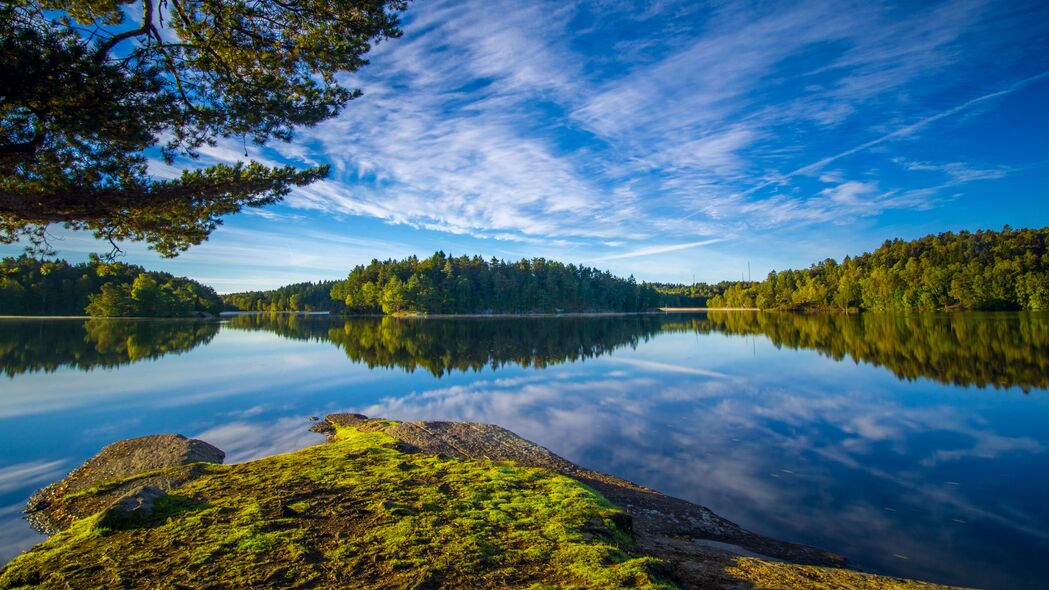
[708,227,1049,311]
[327,252,663,314]
[648,281,746,307]
[0,256,222,316]
[222,281,343,313]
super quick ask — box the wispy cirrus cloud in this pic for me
[7,0,1046,287]
[263,0,1043,257]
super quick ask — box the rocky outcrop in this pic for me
[8,416,962,590]
[25,434,223,533]
[322,414,845,586]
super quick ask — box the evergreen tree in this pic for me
[329,252,664,315]
[2,0,406,255]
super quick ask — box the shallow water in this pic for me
[1,312,1047,588]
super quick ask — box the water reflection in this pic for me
[356,368,1047,588]
[8,312,1043,389]
[224,314,674,375]
[0,319,219,377]
[700,311,1049,391]
[0,313,1047,587]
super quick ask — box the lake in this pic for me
[1,312,1047,588]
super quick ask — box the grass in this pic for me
[0,422,675,589]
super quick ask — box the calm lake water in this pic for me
[1,312,1047,588]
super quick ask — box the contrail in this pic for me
[740,69,1049,196]
[596,238,725,260]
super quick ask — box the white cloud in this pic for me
[820,181,878,206]
[0,460,68,495]
[195,418,325,464]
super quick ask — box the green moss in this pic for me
[1,423,676,589]
[726,557,961,589]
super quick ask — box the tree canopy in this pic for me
[222,280,342,313]
[1,0,406,255]
[328,252,663,315]
[0,255,222,315]
[708,227,1049,311]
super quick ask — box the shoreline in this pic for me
[0,310,723,320]
[0,316,214,320]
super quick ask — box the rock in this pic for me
[326,413,371,429]
[310,413,372,439]
[308,421,335,436]
[26,434,223,533]
[97,485,166,528]
[357,418,846,571]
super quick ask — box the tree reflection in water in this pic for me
[0,320,219,377]
[2,312,1045,390]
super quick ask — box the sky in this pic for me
[5,0,1049,292]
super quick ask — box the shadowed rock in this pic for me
[97,485,167,528]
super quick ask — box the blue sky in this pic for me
[5,0,1049,292]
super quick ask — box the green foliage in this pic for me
[0,423,674,589]
[330,251,663,314]
[222,280,341,312]
[708,227,1049,311]
[0,255,222,316]
[1,0,406,255]
[225,314,672,376]
[648,281,750,307]
[3,309,1046,389]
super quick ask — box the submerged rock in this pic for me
[3,416,963,589]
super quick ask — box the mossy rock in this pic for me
[1,418,966,589]
[24,434,223,534]
[2,423,673,589]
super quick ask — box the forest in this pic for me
[222,281,343,313]
[648,281,745,307]
[326,252,663,314]
[708,227,1049,311]
[6,228,1048,317]
[0,256,222,317]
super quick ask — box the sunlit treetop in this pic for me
[0,0,407,256]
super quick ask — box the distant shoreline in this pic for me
[0,309,759,320]
[657,307,759,312]
[0,315,213,320]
